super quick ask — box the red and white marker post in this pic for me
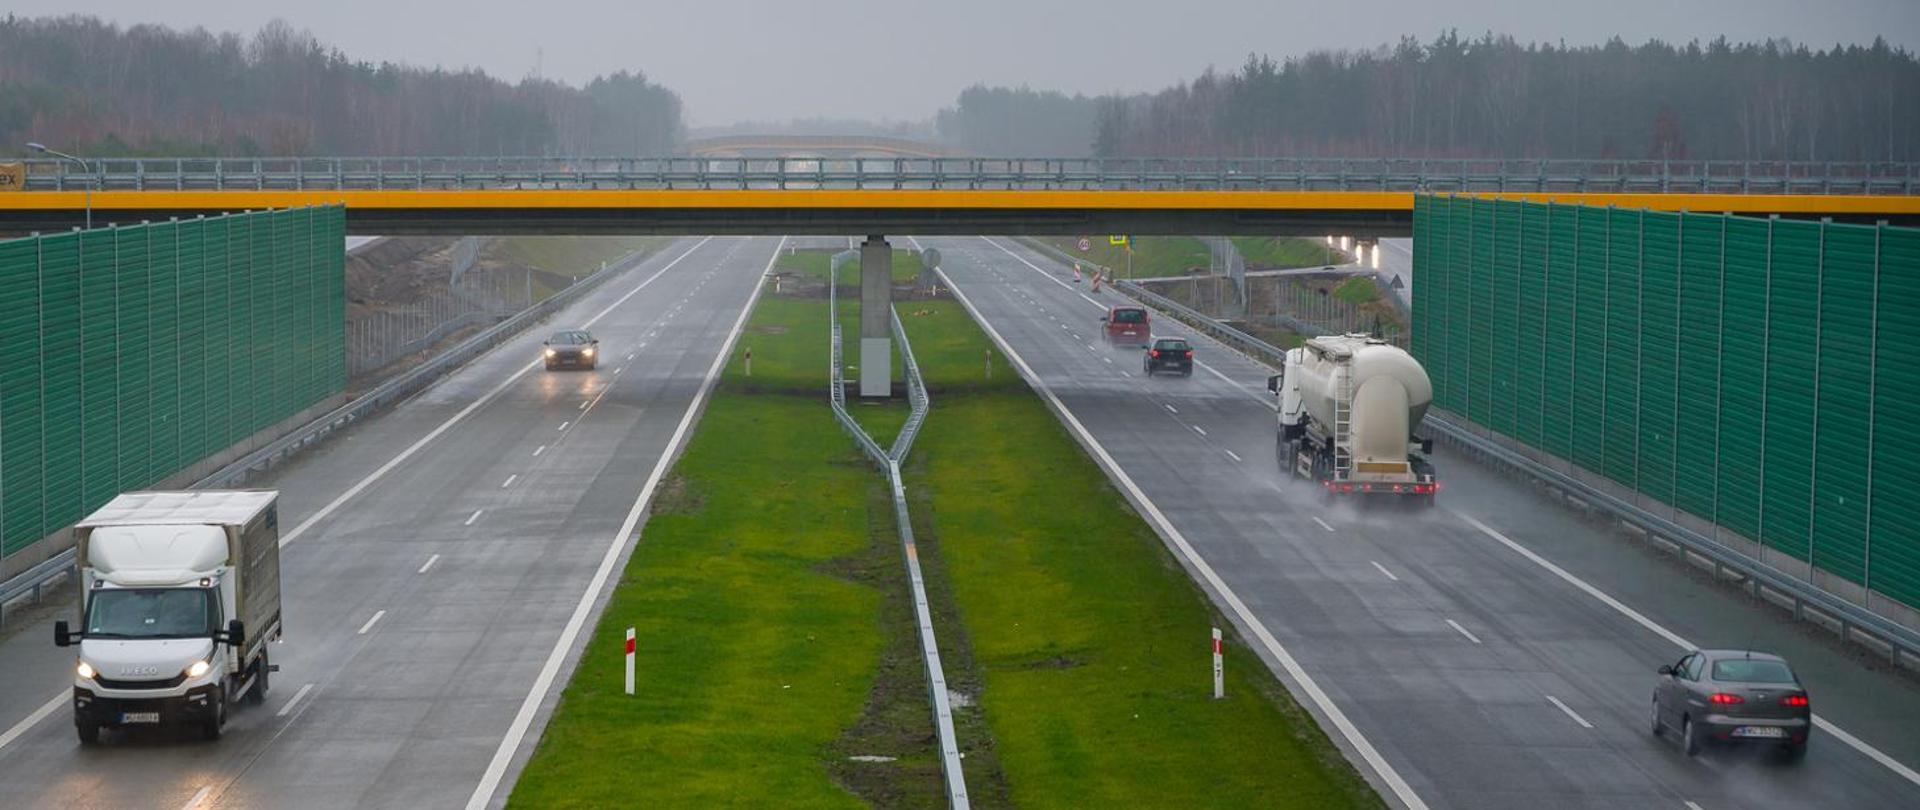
[1211,627,1224,700]
[624,627,636,695]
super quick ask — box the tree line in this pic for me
[0,15,683,156]
[939,33,1920,162]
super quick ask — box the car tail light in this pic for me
[1184,350,1193,358]
[1708,693,1746,705]
[1779,694,1809,708]
[1149,349,1160,358]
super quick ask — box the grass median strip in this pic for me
[899,298,1383,808]
[510,294,944,807]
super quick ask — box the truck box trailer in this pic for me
[55,490,282,743]
[1268,334,1439,503]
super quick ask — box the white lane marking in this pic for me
[1199,361,1277,408]
[533,444,547,457]
[1102,356,1113,364]
[1370,560,1400,582]
[1446,619,1482,644]
[1313,516,1336,532]
[627,352,635,360]
[558,421,570,431]
[1079,292,1103,307]
[1120,370,1132,377]
[179,785,213,810]
[418,554,441,574]
[1455,511,1920,788]
[1164,403,1179,414]
[1545,695,1594,729]
[357,610,387,635]
[466,236,787,810]
[464,509,484,526]
[1224,449,1242,462]
[276,237,712,550]
[0,694,64,754]
[1684,802,1704,810]
[1192,425,1208,436]
[276,683,316,717]
[579,400,590,410]
[501,475,517,488]
[614,366,624,375]
[939,266,1429,810]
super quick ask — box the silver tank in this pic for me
[1288,335,1433,465]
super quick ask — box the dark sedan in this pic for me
[543,329,599,370]
[1143,337,1193,377]
[1653,649,1810,761]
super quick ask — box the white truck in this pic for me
[54,490,282,743]
[1267,334,1439,505]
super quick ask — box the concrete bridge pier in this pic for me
[860,235,892,398]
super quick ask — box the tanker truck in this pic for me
[1266,334,1439,504]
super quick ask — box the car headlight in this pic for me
[76,661,96,680]
[582,347,595,357]
[185,660,212,678]
[544,348,557,358]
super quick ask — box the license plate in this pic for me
[119,712,160,724]
[1732,726,1786,738]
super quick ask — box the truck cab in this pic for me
[56,491,282,743]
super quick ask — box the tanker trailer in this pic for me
[1266,334,1439,504]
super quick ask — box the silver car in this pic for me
[1652,649,1811,761]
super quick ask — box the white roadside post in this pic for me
[1212,628,1224,700]
[624,628,636,696]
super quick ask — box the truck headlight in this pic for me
[186,660,211,678]
[76,661,97,680]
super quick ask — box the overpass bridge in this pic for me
[682,134,953,158]
[3,156,1916,235]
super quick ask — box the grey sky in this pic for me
[14,0,1920,125]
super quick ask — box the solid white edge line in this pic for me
[356,610,387,635]
[179,784,213,810]
[0,239,721,760]
[418,554,441,575]
[1312,516,1336,532]
[1079,292,1104,307]
[1370,560,1401,582]
[938,265,1429,810]
[1545,695,1595,729]
[276,683,316,718]
[463,236,786,810]
[1445,619,1482,644]
[1454,510,1920,787]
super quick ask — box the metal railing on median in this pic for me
[826,259,969,809]
[1094,260,1920,671]
[0,242,663,628]
[15,155,1919,194]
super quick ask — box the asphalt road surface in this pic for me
[921,235,1920,810]
[0,236,782,809]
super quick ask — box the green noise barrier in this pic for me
[0,206,346,559]
[1413,195,1919,612]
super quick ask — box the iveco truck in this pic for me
[1268,334,1439,504]
[55,490,282,743]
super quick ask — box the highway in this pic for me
[0,236,780,809]
[922,235,1920,810]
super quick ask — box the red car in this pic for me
[1102,306,1151,347]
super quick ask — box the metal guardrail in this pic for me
[0,242,662,628]
[1102,263,1920,671]
[13,156,1918,194]
[827,260,969,808]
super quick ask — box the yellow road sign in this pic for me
[1108,235,1128,246]
[0,163,25,191]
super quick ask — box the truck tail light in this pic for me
[1709,693,1745,705]
[1779,695,1809,708]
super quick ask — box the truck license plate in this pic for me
[1732,726,1785,738]
[119,712,160,724]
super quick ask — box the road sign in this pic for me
[1109,235,1128,246]
[1077,237,1091,252]
[1389,274,1405,290]
[920,247,942,269]
[0,163,24,191]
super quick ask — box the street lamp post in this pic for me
[27,142,93,230]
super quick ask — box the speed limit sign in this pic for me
[1077,237,1092,251]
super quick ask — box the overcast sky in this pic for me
[15,0,1920,125]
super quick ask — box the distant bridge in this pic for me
[683,135,953,158]
[2,157,1914,235]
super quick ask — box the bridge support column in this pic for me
[860,236,894,398]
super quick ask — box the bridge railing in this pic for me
[12,156,1917,194]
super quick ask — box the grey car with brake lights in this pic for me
[1652,649,1811,761]
[543,329,599,370]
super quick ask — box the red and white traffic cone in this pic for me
[1091,269,1103,292]
[1072,263,1083,283]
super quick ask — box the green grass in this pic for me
[900,298,1382,809]
[493,236,672,277]
[509,294,936,809]
[1234,236,1346,269]
[777,247,925,284]
[1333,275,1380,306]
[1040,236,1342,279]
